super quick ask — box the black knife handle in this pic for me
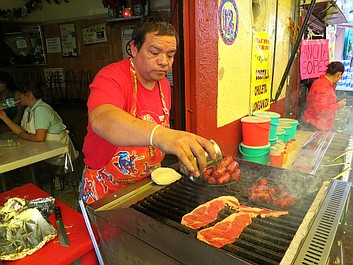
[54,206,62,220]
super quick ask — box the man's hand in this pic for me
[153,127,217,177]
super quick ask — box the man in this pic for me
[302,61,346,131]
[81,17,216,204]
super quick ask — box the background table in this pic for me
[0,183,98,265]
[0,132,69,191]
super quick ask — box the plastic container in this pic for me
[1,99,20,110]
[286,140,292,153]
[291,139,297,150]
[279,118,299,140]
[239,142,271,155]
[270,153,283,168]
[253,111,280,139]
[269,136,278,146]
[282,151,288,164]
[241,116,271,146]
[276,128,285,142]
[277,124,292,143]
[239,142,270,164]
[273,140,285,153]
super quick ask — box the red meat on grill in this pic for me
[197,212,253,248]
[238,205,289,218]
[202,156,241,185]
[181,196,240,229]
[197,207,288,248]
[273,194,296,208]
[248,178,296,208]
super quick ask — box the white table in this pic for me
[0,132,69,191]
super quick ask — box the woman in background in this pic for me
[0,71,24,132]
[302,61,347,131]
[0,80,78,163]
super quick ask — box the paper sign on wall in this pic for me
[60,23,78,57]
[250,31,271,113]
[300,39,329,80]
[46,37,62,53]
[43,68,65,88]
[82,24,107,45]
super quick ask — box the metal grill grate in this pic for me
[293,180,351,265]
[130,161,325,265]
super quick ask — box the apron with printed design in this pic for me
[82,58,169,204]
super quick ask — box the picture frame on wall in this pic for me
[82,24,107,45]
[60,23,78,57]
[0,24,47,66]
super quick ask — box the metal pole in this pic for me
[273,0,317,102]
[270,0,279,102]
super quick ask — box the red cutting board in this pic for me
[0,183,99,265]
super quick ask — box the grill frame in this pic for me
[90,160,349,265]
[92,178,351,265]
[86,131,353,265]
[290,180,351,265]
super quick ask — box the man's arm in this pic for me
[89,104,217,176]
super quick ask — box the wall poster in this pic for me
[250,31,271,113]
[60,23,78,57]
[82,24,107,45]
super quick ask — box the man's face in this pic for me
[131,32,177,86]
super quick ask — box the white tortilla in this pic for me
[151,167,181,185]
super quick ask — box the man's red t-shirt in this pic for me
[82,59,171,169]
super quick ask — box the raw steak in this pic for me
[181,196,240,229]
[196,207,288,248]
[197,212,253,248]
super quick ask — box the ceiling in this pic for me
[303,0,348,25]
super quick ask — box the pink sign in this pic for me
[300,39,330,80]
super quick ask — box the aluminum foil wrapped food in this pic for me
[26,197,55,218]
[0,197,57,260]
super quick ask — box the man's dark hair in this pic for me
[0,71,17,92]
[131,17,178,51]
[326,61,344,75]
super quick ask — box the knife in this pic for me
[54,206,70,247]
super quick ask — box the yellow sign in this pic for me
[250,31,271,113]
